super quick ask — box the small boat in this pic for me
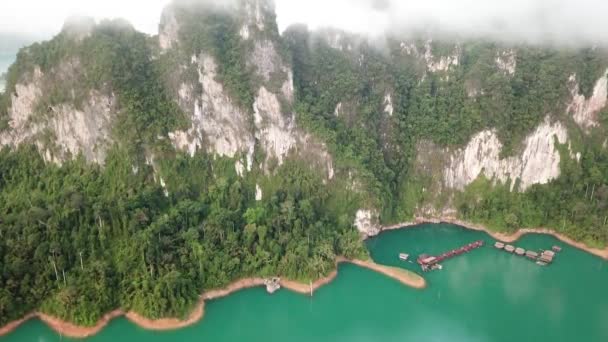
[536,261,548,266]
[552,246,562,252]
[430,263,443,270]
[399,253,410,261]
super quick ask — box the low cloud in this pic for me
[275,0,608,47]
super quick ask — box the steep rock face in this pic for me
[495,50,517,75]
[444,116,568,191]
[253,86,295,165]
[383,93,393,116]
[567,70,608,131]
[0,64,116,164]
[319,29,356,52]
[159,6,179,51]
[169,54,256,169]
[239,0,272,40]
[354,209,380,236]
[161,1,334,179]
[401,40,460,73]
[248,42,334,178]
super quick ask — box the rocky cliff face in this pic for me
[1,0,606,235]
[0,60,116,164]
[568,69,608,131]
[162,0,334,178]
[169,54,256,168]
[443,116,568,191]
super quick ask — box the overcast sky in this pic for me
[1,0,608,46]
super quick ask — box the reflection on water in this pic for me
[4,223,608,342]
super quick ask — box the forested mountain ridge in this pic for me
[0,0,607,327]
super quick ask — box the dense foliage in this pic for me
[0,147,366,325]
[285,28,608,244]
[1,0,608,328]
[0,20,186,148]
[456,130,608,245]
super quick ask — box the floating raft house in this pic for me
[525,251,539,259]
[505,245,515,253]
[539,251,555,264]
[515,247,526,256]
[494,242,505,249]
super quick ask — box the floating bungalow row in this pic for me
[494,242,561,266]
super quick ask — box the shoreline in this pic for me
[0,258,424,339]
[5,217,602,338]
[380,217,608,260]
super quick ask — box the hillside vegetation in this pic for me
[0,0,607,327]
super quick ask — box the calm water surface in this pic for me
[5,224,608,341]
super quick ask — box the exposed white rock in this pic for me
[281,70,294,102]
[567,70,608,131]
[178,83,193,103]
[400,42,420,56]
[159,7,179,51]
[334,102,343,117]
[354,209,380,236]
[327,156,335,180]
[327,32,343,51]
[254,86,297,166]
[400,40,459,72]
[567,142,582,162]
[172,44,334,180]
[251,40,280,82]
[444,116,568,191]
[170,54,256,168]
[5,67,44,130]
[467,87,483,98]
[495,50,517,75]
[235,160,245,177]
[241,0,268,36]
[47,93,116,164]
[383,93,393,117]
[424,40,459,73]
[159,177,169,197]
[239,25,250,40]
[0,66,116,164]
[255,184,263,201]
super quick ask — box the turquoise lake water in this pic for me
[4,223,608,341]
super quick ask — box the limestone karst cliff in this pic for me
[0,0,607,237]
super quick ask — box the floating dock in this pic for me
[494,241,561,266]
[417,240,484,271]
[525,251,539,259]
